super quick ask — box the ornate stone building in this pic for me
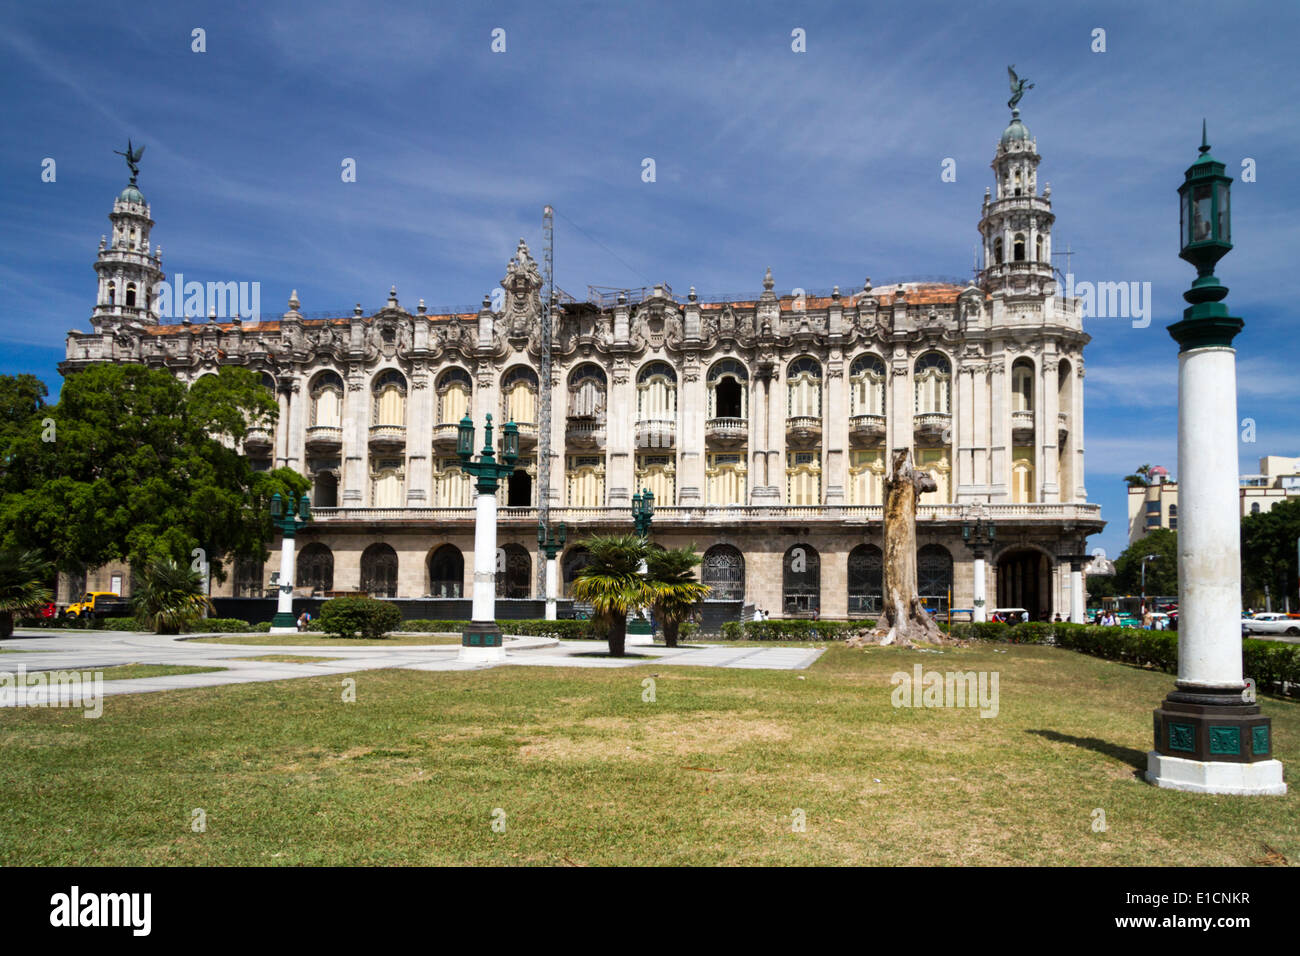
[62,109,1104,621]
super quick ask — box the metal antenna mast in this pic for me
[538,204,555,595]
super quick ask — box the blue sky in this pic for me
[2,0,1297,560]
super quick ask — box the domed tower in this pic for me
[91,142,164,329]
[979,102,1055,298]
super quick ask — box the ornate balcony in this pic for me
[432,422,460,451]
[635,418,676,450]
[848,414,886,444]
[913,412,950,444]
[368,424,406,450]
[786,415,821,446]
[244,426,273,452]
[304,425,343,452]
[705,417,747,447]
[513,421,538,448]
[566,417,606,449]
[1012,410,1034,443]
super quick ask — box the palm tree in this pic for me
[1124,463,1154,488]
[645,546,711,647]
[571,535,654,657]
[0,548,54,639]
[131,557,213,635]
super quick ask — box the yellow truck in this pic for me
[65,592,130,618]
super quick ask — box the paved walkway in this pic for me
[0,630,825,705]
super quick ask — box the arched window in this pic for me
[107,282,116,306]
[125,283,137,308]
[360,543,398,598]
[568,364,607,419]
[507,469,532,507]
[783,544,820,616]
[1011,453,1035,504]
[637,362,677,421]
[502,366,539,427]
[787,357,822,418]
[310,371,344,427]
[296,543,334,593]
[567,455,605,507]
[495,543,531,599]
[913,352,951,415]
[233,557,264,598]
[849,353,886,417]
[1012,358,1034,413]
[1014,234,1026,262]
[1035,235,1044,262]
[708,359,748,420]
[436,367,472,425]
[848,545,883,616]
[428,545,463,598]
[701,545,744,601]
[562,547,592,598]
[994,238,1004,265]
[917,544,953,613]
[372,369,407,426]
[1251,502,1261,515]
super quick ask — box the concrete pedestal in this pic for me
[1146,752,1286,796]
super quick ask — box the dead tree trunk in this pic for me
[851,449,947,647]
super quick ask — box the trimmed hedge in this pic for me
[954,620,1300,695]
[719,619,866,642]
[397,619,597,639]
[318,597,403,640]
[186,618,257,633]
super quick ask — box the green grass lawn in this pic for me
[0,643,1295,865]
[97,664,228,681]
[190,634,462,647]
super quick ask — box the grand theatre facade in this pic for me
[62,111,1104,622]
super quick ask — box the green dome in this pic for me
[1000,109,1031,147]
[117,183,146,204]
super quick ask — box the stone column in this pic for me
[544,553,558,621]
[1068,557,1084,624]
[342,376,367,505]
[606,361,634,507]
[679,359,706,505]
[286,379,306,474]
[972,550,987,622]
[406,372,432,506]
[269,533,297,634]
[989,355,1008,498]
[1041,355,1060,501]
[824,358,846,505]
[461,480,506,662]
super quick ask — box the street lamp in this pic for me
[1148,123,1283,795]
[1140,554,1158,616]
[628,487,655,642]
[269,491,311,633]
[960,504,996,623]
[455,413,519,661]
[537,520,566,621]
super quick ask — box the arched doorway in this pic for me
[701,545,745,601]
[360,543,398,597]
[996,548,1051,621]
[782,544,820,617]
[496,543,531,598]
[917,544,953,614]
[296,543,333,594]
[428,545,464,598]
[562,547,592,598]
[848,544,883,616]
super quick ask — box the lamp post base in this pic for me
[459,621,506,662]
[1146,752,1286,795]
[269,611,297,634]
[1148,691,1284,794]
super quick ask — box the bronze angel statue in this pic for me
[1007,65,1034,110]
[114,140,145,181]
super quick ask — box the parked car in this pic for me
[38,602,56,619]
[990,608,1029,624]
[1243,613,1300,636]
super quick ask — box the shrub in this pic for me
[184,618,253,633]
[717,619,862,641]
[396,619,597,638]
[317,597,403,640]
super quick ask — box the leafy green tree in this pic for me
[1085,574,1117,601]
[1113,528,1178,597]
[645,545,711,647]
[0,547,54,638]
[0,374,49,483]
[571,535,655,657]
[1241,498,1300,610]
[131,556,213,634]
[0,364,281,581]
